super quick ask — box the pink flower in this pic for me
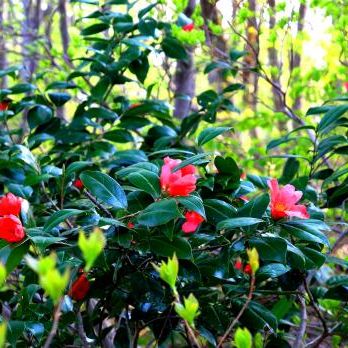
[0,193,22,216]
[344,82,348,92]
[0,215,25,242]
[182,23,194,32]
[160,157,197,197]
[268,179,309,220]
[182,211,204,233]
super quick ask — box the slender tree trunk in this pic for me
[173,0,196,119]
[58,0,70,64]
[242,0,259,138]
[200,0,227,90]
[291,2,306,113]
[21,0,42,80]
[0,0,7,88]
[57,0,71,121]
[267,0,287,130]
[267,0,282,112]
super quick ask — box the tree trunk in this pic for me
[291,2,306,113]
[58,0,70,64]
[200,0,228,90]
[242,0,259,138]
[173,0,196,119]
[0,0,8,88]
[267,0,282,112]
[21,0,42,80]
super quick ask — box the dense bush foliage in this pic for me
[0,1,347,347]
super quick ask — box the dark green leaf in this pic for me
[81,171,128,209]
[81,23,109,35]
[197,127,231,146]
[127,169,160,198]
[249,236,287,263]
[177,195,206,219]
[28,105,53,129]
[162,36,187,60]
[44,209,83,232]
[217,217,263,230]
[257,263,290,278]
[137,199,182,226]
[150,236,192,259]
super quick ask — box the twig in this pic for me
[303,278,328,346]
[84,190,113,218]
[76,310,89,348]
[41,182,74,229]
[307,323,341,347]
[217,275,256,348]
[43,299,63,348]
[293,286,307,348]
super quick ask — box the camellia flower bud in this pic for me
[182,23,194,32]
[0,99,10,111]
[127,221,135,229]
[73,179,84,190]
[234,259,243,270]
[69,273,90,301]
[243,264,252,275]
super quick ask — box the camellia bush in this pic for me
[0,1,347,348]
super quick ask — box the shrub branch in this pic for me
[217,275,256,348]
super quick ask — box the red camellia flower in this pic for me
[73,179,84,190]
[344,82,348,92]
[0,192,22,216]
[127,221,135,229]
[182,23,194,32]
[160,156,197,197]
[69,273,90,301]
[0,215,25,242]
[268,179,309,220]
[243,264,252,275]
[182,211,204,233]
[0,100,10,111]
[234,260,243,270]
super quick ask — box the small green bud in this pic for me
[40,269,70,305]
[234,327,252,348]
[0,264,7,288]
[174,293,200,327]
[78,228,106,272]
[153,253,178,292]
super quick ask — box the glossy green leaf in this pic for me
[197,127,231,146]
[81,171,128,209]
[44,209,83,232]
[127,169,160,198]
[137,199,182,226]
[217,217,263,230]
